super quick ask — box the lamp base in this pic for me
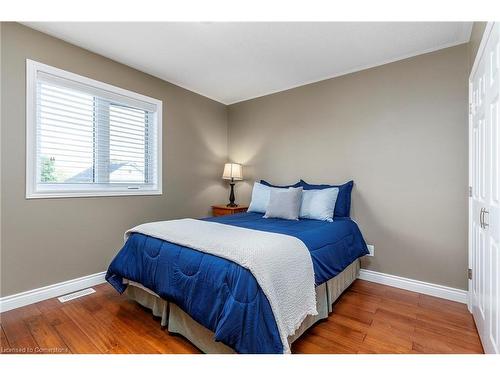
[227,182,237,207]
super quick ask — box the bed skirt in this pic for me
[124,258,360,353]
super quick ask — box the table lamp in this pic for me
[222,163,243,207]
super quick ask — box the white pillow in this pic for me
[248,182,277,213]
[264,187,303,220]
[299,187,339,222]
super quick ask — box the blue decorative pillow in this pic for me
[299,180,353,217]
[248,182,272,213]
[260,180,302,189]
[299,187,339,222]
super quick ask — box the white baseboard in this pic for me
[358,269,468,304]
[0,271,107,313]
[0,268,468,313]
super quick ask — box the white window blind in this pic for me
[26,60,162,198]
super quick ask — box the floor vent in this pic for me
[58,288,96,303]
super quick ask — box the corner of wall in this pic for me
[468,22,488,74]
[225,102,230,163]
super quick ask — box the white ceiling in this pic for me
[24,22,472,105]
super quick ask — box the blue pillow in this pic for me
[299,180,353,217]
[248,182,272,213]
[299,187,339,221]
[260,180,302,189]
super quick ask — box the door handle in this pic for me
[483,209,489,228]
[480,208,485,229]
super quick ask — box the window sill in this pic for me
[25,189,163,199]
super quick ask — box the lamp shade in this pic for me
[222,163,243,181]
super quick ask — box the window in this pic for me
[26,60,162,198]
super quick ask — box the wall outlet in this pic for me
[366,244,375,257]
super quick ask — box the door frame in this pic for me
[468,21,495,312]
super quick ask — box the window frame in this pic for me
[26,59,163,199]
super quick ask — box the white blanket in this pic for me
[126,218,317,353]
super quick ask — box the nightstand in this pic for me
[212,205,248,217]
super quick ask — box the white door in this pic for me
[469,22,500,355]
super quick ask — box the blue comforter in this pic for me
[106,212,368,353]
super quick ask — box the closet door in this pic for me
[469,22,499,355]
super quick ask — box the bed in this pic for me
[106,212,368,354]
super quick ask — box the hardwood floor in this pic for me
[0,280,483,354]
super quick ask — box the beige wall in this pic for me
[0,23,228,296]
[228,44,469,289]
[0,22,475,296]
